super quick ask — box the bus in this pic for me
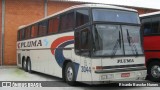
[17,4,147,85]
[140,12,160,82]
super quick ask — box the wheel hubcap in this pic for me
[67,67,73,81]
[151,65,160,78]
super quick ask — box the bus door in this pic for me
[75,27,92,81]
[80,27,92,82]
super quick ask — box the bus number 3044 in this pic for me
[81,66,91,73]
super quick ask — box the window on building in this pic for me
[60,11,74,32]
[48,16,59,34]
[76,9,89,27]
[38,20,48,36]
[31,24,38,38]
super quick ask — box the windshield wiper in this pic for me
[126,29,138,56]
[111,31,121,57]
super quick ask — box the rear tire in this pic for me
[22,59,27,71]
[26,58,32,73]
[65,62,77,86]
[148,61,160,82]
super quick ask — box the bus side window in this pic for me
[48,17,59,34]
[76,9,89,27]
[141,18,152,35]
[143,22,152,35]
[21,29,25,40]
[60,11,74,32]
[152,17,160,34]
[31,24,38,38]
[75,31,80,54]
[19,30,22,40]
[25,27,31,39]
[18,30,20,41]
[75,28,91,56]
[38,20,48,36]
[142,17,160,35]
[24,29,26,39]
[80,28,90,56]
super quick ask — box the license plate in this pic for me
[121,73,130,77]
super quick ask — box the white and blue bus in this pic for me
[17,4,147,85]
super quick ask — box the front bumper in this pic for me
[91,70,147,85]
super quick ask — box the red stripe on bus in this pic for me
[51,36,74,55]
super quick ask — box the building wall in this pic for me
[47,1,79,16]
[0,0,2,65]
[1,0,159,65]
[3,0,80,65]
[132,7,158,14]
[4,0,44,65]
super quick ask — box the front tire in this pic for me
[148,61,160,82]
[65,62,76,86]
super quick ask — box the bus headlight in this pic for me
[137,71,147,76]
[137,72,143,76]
[101,74,114,80]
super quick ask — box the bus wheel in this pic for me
[65,62,76,86]
[148,61,160,82]
[22,59,27,71]
[27,58,32,73]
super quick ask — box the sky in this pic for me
[67,0,160,9]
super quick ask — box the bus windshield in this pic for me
[92,9,140,24]
[92,24,143,56]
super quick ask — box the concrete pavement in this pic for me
[0,66,159,90]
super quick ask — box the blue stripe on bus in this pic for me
[54,40,74,68]
[54,40,79,80]
[73,62,80,80]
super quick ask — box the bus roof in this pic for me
[139,11,160,18]
[18,4,137,30]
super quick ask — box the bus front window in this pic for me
[92,24,143,57]
[92,9,143,57]
[122,25,143,55]
[92,25,123,56]
[92,9,140,24]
